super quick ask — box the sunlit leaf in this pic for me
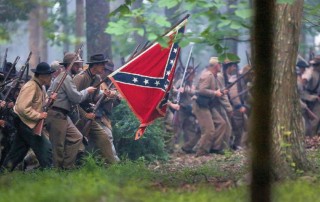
[235,9,252,19]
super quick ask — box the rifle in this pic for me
[174,45,193,104]
[1,48,8,70]
[80,82,114,143]
[230,86,253,101]
[2,52,31,102]
[33,44,84,135]
[172,45,193,126]
[221,66,254,92]
[2,56,20,85]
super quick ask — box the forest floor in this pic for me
[0,136,320,202]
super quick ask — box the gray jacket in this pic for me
[47,72,89,112]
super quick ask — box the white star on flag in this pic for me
[164,84,168,89]
[155,80,160,86]
[170,60,174,64]
[173,48,177,53]
[166,70,171,76]
[133,77,138,83]
[144,79,149,85]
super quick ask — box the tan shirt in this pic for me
[14,77,45,129]
[196,69,216,98]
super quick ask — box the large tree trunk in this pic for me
[29,3,48,67]
[76,0,84,50]
[60,0,70,52]
[39,4,48,62]
[29,7,40,68]
[250,1,275,201]
[271,0,311,179]
[86,0,112,59]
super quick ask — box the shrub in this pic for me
[111,102,169,161]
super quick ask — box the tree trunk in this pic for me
[271,0,311,179]
[76,0,84,50]
[39,4,48,62]
[29,6,40,68]
[60,0,70,52]
[86,0,112,59]
[250,1,275,201]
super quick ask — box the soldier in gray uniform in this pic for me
[46,52,96,169]
[73,54,119,164]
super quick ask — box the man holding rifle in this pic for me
[73,53,119,164]
[46,52,96,170]
[1,62,55,171]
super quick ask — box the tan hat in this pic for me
[59,52,84,65]
[209,57,219,65]
[50,60,61,71]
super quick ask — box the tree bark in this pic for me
[86,0,112,59]
[271,0,311,179]
[60,0,70,52]
[250,1,275,202]
[39,4,48,62]
[76,0,84,50]
[29,6,40,68]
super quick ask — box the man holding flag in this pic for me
[108,15,189,139]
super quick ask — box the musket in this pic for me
[230,86,252,101]
[2,52,32,102]
[1,48,8,70]
[33,45,84,135]
[221,66,254,92]
[172,45,193,126]
[174,45,193,104]
[80,82,114,143]
[2,56,20,85]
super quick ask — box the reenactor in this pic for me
[46,52,96,169]
[1,62,55,171]
[192,57,227,157]
[95,62,120,162]
[301,56,320,136]
[173,66,201,153]
[222,59,248,150]
[73,53,119,164]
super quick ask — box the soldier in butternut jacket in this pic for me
[1,62,56,171]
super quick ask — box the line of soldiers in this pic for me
[167,56,253,157]
[0,52,121,171]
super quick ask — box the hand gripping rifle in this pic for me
[33,45,84,135]
[80,81,114,143]
[2,52,31,102]
[221,66,254,92]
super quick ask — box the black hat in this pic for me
[86,54,111,64]
[296,60,309,68]
[31,62,56,74]
[0,62,17,79]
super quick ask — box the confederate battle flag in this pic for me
[108,15,188,140]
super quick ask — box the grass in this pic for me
[1,154,320,202]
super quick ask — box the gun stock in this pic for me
[33,119,44,136]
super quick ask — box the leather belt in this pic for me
[51,106,69,115]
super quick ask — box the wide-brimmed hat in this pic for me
[86,54,111,64]
[296,60,309,68]
[59,52,84,65]
[31,62,56,74]
[310,56,320,66]
[223,58,240,66]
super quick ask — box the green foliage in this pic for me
[277,0,295,4]
[111,102,168,161]
[106,0,252,59]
